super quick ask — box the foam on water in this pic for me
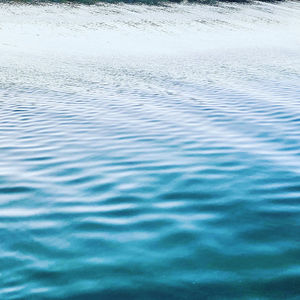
[0,1,300,299]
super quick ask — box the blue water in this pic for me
[0,1,300,299]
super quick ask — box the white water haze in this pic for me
[0,2,300,56]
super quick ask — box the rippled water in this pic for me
[1,1,300,299]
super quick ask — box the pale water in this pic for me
[0,1,300,299]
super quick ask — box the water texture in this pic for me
[0,1,300,299]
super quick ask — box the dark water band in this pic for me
[1,0,286,5]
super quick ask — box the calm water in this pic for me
[0,1,300,299]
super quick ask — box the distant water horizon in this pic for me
[0,0,290,5]
[0,1,300,299]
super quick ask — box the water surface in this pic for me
[0,1,300,299]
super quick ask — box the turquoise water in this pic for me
[0,1,300,299]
